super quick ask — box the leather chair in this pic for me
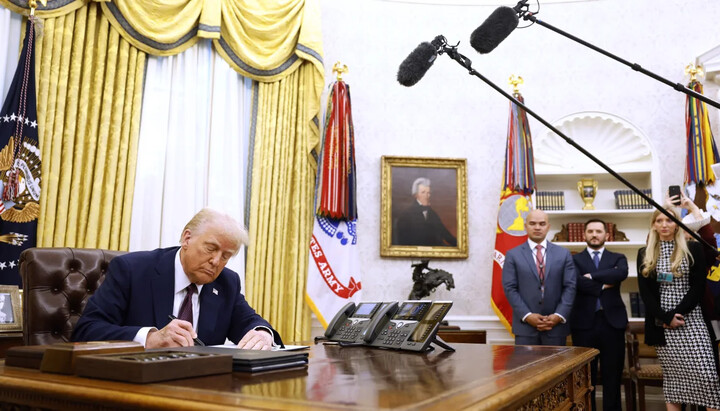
[19,248,125,345]
[626,321,663,411]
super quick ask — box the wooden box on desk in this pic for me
[75,350,233,383]
[40,341,144,374]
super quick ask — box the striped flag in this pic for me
[685,79,720,186]
[491,92,536,334]
[306,80,361,328]
[0,18,41,286]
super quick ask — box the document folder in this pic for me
[166,346,309,373]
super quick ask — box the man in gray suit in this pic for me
[502,209,576,345]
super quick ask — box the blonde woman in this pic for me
[637,207,720,411]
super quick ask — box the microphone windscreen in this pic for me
[470,6,519,54]
[397,42,438,87]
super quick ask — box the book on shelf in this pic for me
[629,292,646,318]
[536,191,565,211]
[614,189,652,210]
[629,292,640,318]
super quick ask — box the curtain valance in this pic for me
[0,0,323,82]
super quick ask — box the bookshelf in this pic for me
[533,111,661,321]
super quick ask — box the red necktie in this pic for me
[535,245,545,284]
[177,283,197,325]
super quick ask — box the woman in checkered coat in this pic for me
[637,207,720,411]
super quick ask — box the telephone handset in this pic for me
[368,300,453,352]
[324,302,356,339]
[325,302,399,344]
[361,302,399,343]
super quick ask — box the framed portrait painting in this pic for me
[0,285,21,332]
[381,156,468,258]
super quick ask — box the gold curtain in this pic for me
[35,3,145,250]
[246,62,321,342]
[1,0,322,81]
[3,0,324,340]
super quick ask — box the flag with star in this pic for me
[0,18,42,286]
[491,85,536,335]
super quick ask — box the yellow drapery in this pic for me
[246,62,321,342]
[33,4,145,249]
[1,0,323,81]
[2,0,324,341]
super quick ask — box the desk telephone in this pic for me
[324,302,399,344]
[324,300,454,352]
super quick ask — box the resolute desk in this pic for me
[0,343,597,410]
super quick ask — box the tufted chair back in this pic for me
[19,248,126,345]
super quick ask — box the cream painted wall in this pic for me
[317,0,720,336]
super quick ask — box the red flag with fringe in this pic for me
[491,92,536,334]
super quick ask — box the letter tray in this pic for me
[75,351,233,383]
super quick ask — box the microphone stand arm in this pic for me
[435,38,716,252]
[521,13,720,110]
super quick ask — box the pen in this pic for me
[167,315,205,346]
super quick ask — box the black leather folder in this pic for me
[164,346,309,373]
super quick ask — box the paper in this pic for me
[208,343,309,351]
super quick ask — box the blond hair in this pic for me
[180,208,248,256]
[641,207,693,277]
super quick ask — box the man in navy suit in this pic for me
[502,209,576,345]
[570,219,628,411]
[72,208,281,349]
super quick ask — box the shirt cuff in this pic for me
[254,326,279,347]
[522,312,531,322]
[554,313,567,323]
[134,327,156,347]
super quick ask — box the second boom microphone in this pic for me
[469,6,520,54]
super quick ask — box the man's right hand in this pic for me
[146,319,195,348]
[525,313,546,329]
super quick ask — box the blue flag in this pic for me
[0,20,41,286]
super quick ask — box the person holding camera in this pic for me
[637,203,720,411]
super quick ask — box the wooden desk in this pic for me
[0,343,597,410]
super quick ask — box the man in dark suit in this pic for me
[570,219,628,411]
[396,177,456,246]
[502,209,576,345]
[72,208,281,349]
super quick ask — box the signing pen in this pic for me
[167,314,205,346]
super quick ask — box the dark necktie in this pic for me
[178,283,197,325]
[593,251,603,311]
[592,251,600,269]
[535,244,544,284]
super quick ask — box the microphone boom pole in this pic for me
[432,35,716,251]
[520,12,720,110]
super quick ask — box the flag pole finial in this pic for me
[332,62,348,82]
[27,0,46,15]
[685,63,705,83]
[509,75,524,95]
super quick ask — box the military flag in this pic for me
[306,75,361,328]
[491,79,536,334]
[685,77,720,186]
[683,73,720,324]
[0,18,41,286]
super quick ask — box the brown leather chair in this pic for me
[626,321,663,411]
[19,248,125,345]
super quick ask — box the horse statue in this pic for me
[408,260,455,300]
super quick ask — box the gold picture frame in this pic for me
[0,285,22,332]
[381,156,468,258]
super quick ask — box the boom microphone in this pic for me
[397,40,440,87]
[469,6,519,54]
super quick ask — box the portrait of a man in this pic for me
[381,156,467,258]
[395,177,457,246]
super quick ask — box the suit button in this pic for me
[539,301,543,305]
